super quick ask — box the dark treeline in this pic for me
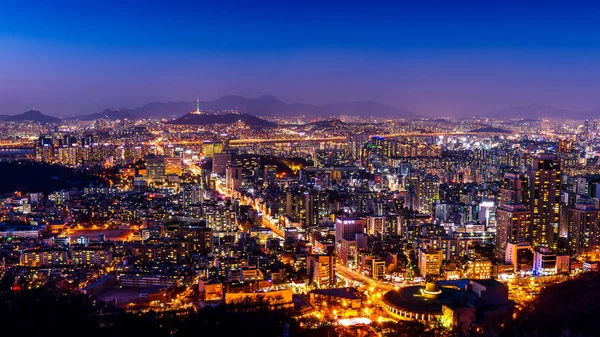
[0,161,105,194]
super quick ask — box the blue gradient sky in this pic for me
[2,0,600,117]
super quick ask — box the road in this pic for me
[336,264,394,291]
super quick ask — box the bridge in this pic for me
[167,131,509,146]
[0,142,34,149]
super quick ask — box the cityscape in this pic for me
[2,2,600,337]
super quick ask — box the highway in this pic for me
[336,264,394,291]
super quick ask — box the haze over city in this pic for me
[2,1,600,117]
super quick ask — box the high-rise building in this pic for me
[499,173,530,207]
[495,204,531,258]
[212,153,232,176]
[146,156,165,182]
[530,154,561,250]
[305,190,329,227]
[263,165,278,186]
[181,186,203,208]
[415,175,440,215]
[225,165,243,192]
[307,254,336,288]
[558,139,575,153]
[568,198,600,256]
[335,217,366,242]
[347,133,369,161]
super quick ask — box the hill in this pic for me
[0,161,105,194]
[0,110,61,123]
[166,112,277,128]
[504,273,600,337]
[469,126,512,133]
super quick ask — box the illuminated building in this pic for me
[284,227,298,244]
[164,157,182,176]
[495,204,531,259]
[20,248,68,267]
[225,288,293,308]
[530,154,561,250]
[338,238,358,267]
[418,248,442,277]
[533,249,570,275]
[463,259,492,279]
[367,215,385,236]
[415,174,440,215]
[353,188,374,213]
[181,185,203,207]
[307,254,336,288]
[212,153,232,175]
[305,190,329,227]
[314,149,346,167]
[131,244,180,264]
[567,198,600,256]
[372,259,386,279]
[225,165,243,192]
[558,139,575,153]
[263,164,277,186]
[118,275,181,288]
[231,154,261,173]
[145,156,165,182]
[201,141,223,158]
[198,280,223,301]
[499,172,530,207]
[347,133,369,161]
[335,217,366,242]
[478,200,496,229]
[72,247,113,267]
[309,287,364,308]
[382,280,510,329]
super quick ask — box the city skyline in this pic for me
[3,2,600,337]
[3,1,600,116]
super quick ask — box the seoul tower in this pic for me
[192,98,201,114]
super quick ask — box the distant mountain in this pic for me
[72,95,418,120]
[320,100,418,118]
[486,104,572,119]
[166,112,277,128]
[0,110,61,123]
[580,108,600,119]
[65,108,135,121]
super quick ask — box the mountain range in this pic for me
[69,95,420,120]
[3,99,600,123]
[0,110,61,123]
[485,103,589,119]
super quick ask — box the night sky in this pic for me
[2,1,600,117]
